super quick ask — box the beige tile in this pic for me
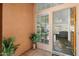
[22,49,52,56]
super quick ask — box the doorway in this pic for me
[53,7,76,56]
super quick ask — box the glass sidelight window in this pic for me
[35,3,63,13]
[36,15,49,44]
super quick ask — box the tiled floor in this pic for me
[22,49,52,56]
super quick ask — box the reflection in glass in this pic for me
[53,7,76,55]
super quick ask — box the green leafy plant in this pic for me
[30,33,41,43]
[2,36,19,56]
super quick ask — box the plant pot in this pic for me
[33,43,37,49]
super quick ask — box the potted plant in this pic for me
[2,36,19,56]
[30,33,41,49]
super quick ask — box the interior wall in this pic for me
[53,8,69,33]
[3,3,34,55]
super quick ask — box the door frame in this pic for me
[34,3,78,55]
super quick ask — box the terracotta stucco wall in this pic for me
[3,3,34,55]
[0,4,2,54]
